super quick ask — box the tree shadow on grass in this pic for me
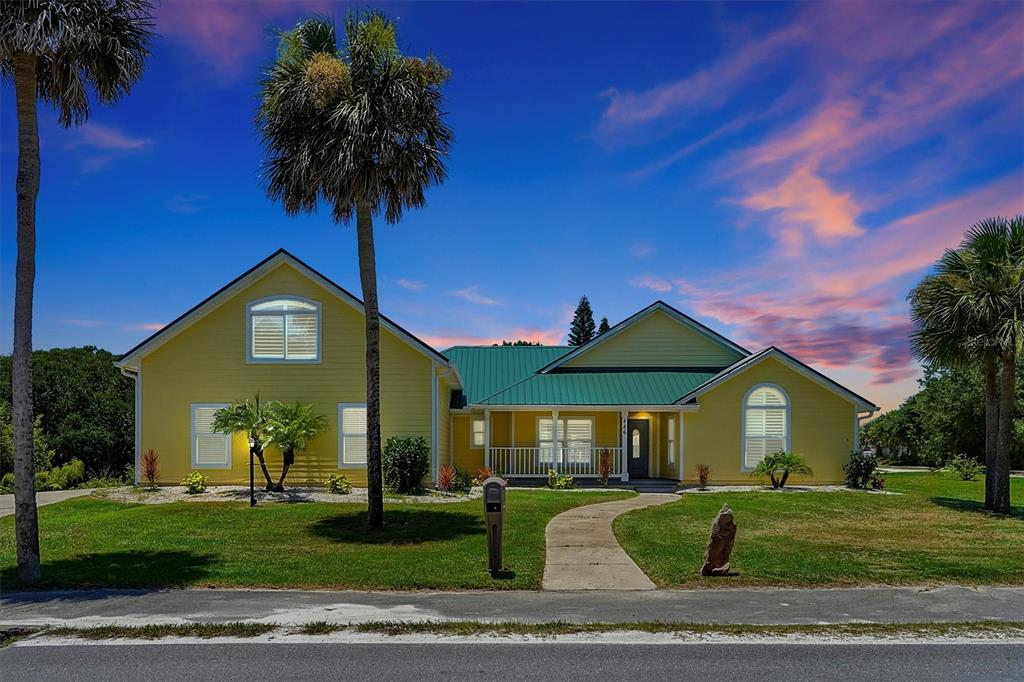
[0,550,219,594]
[308,508,483,545]
[929,497,1023,519]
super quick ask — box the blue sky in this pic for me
[2,1,1022,411]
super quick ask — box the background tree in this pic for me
[493,340,542,346]
[568,296,597,346]
[265,401,329,491]
[212,395,275,491]
[909,216,1023,512]
[597,317,610,336]
[1,0,154,584]
[257,12,452,528]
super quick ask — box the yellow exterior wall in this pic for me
[450,413,483,474]
[564,310,742,368]
[682,357,855,484]
[140,262,435,486]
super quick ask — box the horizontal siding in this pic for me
[141,262,432,487]
[565,310,742,368]
[683,357,855,484]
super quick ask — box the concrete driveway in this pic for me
[0,489,94,518]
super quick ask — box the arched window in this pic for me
[247,297,320,362]
[743,384,788,469]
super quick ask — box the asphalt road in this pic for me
[2,642,1022,681]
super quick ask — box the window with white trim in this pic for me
[538,418,593,464]
[667,417,676,465]
[192,403,231,468]
[339,404,367,466]
[470,418,485,448]
[744,385,788,468]
[247,297,320,362]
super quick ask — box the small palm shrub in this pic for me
[455,470,473,489]
[546,469,574,489]
[598,449,614,486]
[695,463,711,490]
[0,472,13,494]
[472,466,493,486]
[751,451,812,489]
[36,459,86,491]
[843,450,879,489]
[869,473,886,490]
[947,454,982,481]
[181,471,208,494]
[141,449,160,488]
[324,473,353,494]
[382,436,431,494]
[437,465,459,492]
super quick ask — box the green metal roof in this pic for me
[443,346,573,404]
[479,370,718,406]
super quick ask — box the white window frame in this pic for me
[191,402,232,469]
[537,416,594,464]
[470,418,485,449]
[742,383,790,471]
[338,403,368,467]
[246,295,322,364]
[667,416,676,465]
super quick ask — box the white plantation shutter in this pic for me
[539,418,592,464]
[538,418,556,463]
[471,419,485,447]
[744,386,788,468]
[192,404,231,467]
[248,298,319,361]
[252,315,285,358]
[340,405,367,465]
[668,417,676,464]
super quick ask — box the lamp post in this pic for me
[248,436,256,507]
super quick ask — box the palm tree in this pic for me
[1,0,154,584]
[751,451,812,489]
[910,216,1023,512]
[212,395,275,491]
[256,12,453,528]
[265,401,329,491]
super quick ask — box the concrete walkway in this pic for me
[3,586,1023,628]
[0,489,94,518]
[543,493,678,590]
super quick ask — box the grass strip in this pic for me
[350,619,1024,639]
[46,622,277,640]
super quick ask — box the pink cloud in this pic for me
[629,242,655,258]
[65,123,151,151]
[155,0,332,82]
[397,278,427,291]
[53,318,103,327]
[629,276,673,293]
[452,286,500,306]
[128,323,166,332]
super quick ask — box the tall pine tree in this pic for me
[597,317,611,336]
[568,296,597,346]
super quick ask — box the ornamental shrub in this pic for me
[546,469,574,490]
[695,463,712,490]
[181,471,208,494]
[472,466,493,486]
[437,465,459,492]
[751,451,812,489]
[947,454,982,481]
[324,473,353,494]
[382,436,431,494]
[0,472,13,494]
[36,458,86,491]
[843,450,879,489]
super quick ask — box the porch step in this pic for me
[507,477,679,494]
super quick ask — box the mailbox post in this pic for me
[482,476,507,576]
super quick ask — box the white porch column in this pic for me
[551,410,559,473]
[484,409,491,469]
[620,410,629,481]
[678,407,685,480]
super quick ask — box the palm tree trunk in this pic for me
[274,449,295,492]
[356,201,383,529]
[993,351,1015,513]
[252,442,274,490]
[12,53,41,585]
[983,352,1001,510]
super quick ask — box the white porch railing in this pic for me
[488,447,623,478]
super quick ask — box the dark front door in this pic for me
[627,419,649,478]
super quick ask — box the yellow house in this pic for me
[116,249,877,488]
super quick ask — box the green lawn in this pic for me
[0,489,633,590]
[614,472,1024,588]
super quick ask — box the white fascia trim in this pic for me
[116,252,452,371]
[431,362,439,484]
[677,347,878,413]
[538,302,748,373]
[468,404,701,412]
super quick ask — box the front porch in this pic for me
[475,408,687,481]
